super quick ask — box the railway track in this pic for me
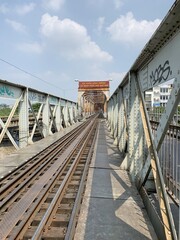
[0,115,98,239]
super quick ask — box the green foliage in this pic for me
[0,107,11,117]
[31,103,41,113]
[0,103,41,117]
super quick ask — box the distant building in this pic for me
[145,83,172,109]
[159,84,172,106]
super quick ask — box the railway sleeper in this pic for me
[75,166,84,171]
[40,203,72,214]
[54,180,80,187]
[31,213,70,227]
[72,170,83,176]
[24,226,65,240]
[45,193,76,203]
[51,187,78,195]
[65,186,79,192]
[71,176,81,180]
[61,197,75,204]
[76,164,86,168]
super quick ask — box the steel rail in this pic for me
[31,120,97,239]
[0,118,89,185]
[0,140,77,210]
[0,119,91,201]
[16,120,97,239]
[0,115,97,239]
[9,124,94,239]
[65,120,98,240]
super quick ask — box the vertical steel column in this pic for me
[113,93,119,145]
[63,102,70,127]
[19,88,29,148]
[78,98,83,117]
[104,100,107,118]
[55,99,63,131]
[106,101,109,127]
[110,95,115,136]
[71,104,76,123]
[107,100,111,129]
[118,88,127,152]
[42,95,51,137]
[74,104,78,121]
[69,103,75,125]
[126,73,143,180]
[127,74,135,170]
[111,98,114,132]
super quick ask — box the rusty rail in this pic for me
[0,115,98,239]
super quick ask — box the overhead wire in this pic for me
[0,57,69,92]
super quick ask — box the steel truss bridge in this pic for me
[0,81,78,149]
[0,1,180,240]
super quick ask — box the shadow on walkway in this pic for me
[75,120,157,240]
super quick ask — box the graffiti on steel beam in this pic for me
[150,60,172,86]
[49,96,58,105]
[29,91,46,103]
[0,85,14,97]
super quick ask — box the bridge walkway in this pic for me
[74,119,157,239]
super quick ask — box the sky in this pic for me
[0,0,175,102]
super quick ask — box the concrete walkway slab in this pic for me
[84,168,139,200]
[74,120,157,240]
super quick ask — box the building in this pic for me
[145,83,172,109]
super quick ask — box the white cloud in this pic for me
[5,19,26,33]
[17,42,43,54]
[42,0,65,11]
[0,4,9,14]
[40,13,112,62]
[15,3,36,15]
[97,17,105,32]
[114,0,123,9]
[107,12,161,45]
[0,3,35,15]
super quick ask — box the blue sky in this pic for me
[0,0,174,102]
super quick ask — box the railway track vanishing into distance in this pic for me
[0,115,98,239]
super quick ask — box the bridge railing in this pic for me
[0,80,79,149]
[150,115,180,205]
[148,107,180,126]
[107,1,180,240]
